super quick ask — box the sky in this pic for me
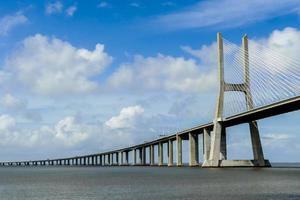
[0,0,300,162]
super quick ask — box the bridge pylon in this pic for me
[202,33,271,167]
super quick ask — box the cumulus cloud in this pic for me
[105,105,144,129]
[0,115,16,132]
[0,93,42,122]
[45,1,63,15]
[66,5,77,16]
[0,115,89,148]
[249,27,300,72]
[54,116,89,146]
[6,34,112,96]
[0,12,27,36]
[1,94,27,111]
[108,54,216,93]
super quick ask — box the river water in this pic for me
[0,166,299,200]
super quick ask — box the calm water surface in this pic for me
[0,166,299,200]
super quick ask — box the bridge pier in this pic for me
[158,142,163,166]
[168,140,173,166]
[150,145,154,165]
[124,151,128,165]
[203,128,211,161]
[176,134,183,166]
[138,148,142,165]
[119,151,124,166]
[189,132,199,166]
[115,153,119,165]
[100,155,103,166]
[133,149,137,165]
[142,147,146,165]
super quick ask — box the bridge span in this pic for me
[1,33,300,167]
[1,95,299,167]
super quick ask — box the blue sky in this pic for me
[0,0,300,162]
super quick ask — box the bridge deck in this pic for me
[2,96,300,164]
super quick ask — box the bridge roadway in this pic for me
[1,96,300,167]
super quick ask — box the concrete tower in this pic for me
[202,33,270,167]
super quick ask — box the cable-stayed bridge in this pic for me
[2,33,300,167]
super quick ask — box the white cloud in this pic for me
[66,5,77,16]
[98,2,110,8]
[54,116,89,146]
[0,12,27,36]
[130,3,140,7]
[0,115,16,132]
[1,93,26,110]
[6,34,112,96]
[153,0,300,30]
[162,2,176,7]
[108,54,216,93]
[0,115,19,147]
[46,1,63,15]
[0,115,89,148]
[262,133,291,141]
[249,27,300,72]
[105,105,144,129]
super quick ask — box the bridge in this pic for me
[1,33,300,167]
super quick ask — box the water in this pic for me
[0,166,299,200]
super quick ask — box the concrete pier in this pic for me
[133,149,136,165]
[203,128,211,161]
[176,134,183,166]
[120,152,123,166]
[158,142,163,166]
[189,132,199,166]
[138,148,142,165]
[141,147,146,165]
[168,140,173,166]
[125,152,129,165]
[150,145,154,165]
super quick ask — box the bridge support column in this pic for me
[150,145,154,165]
[158,142,163,166]
[133,149,137,165]
[176,134,183,166]
[141,147,146,165]
[120,152,123,166]
[115,153,119,165]
[91,156,94,165]
[138,148,142,165]
[125,151,129,165]
[168,140,173,166]
[109,154,112,165]
[189,132,199,166]
[249,121,266,166]
[203,128,211,161]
